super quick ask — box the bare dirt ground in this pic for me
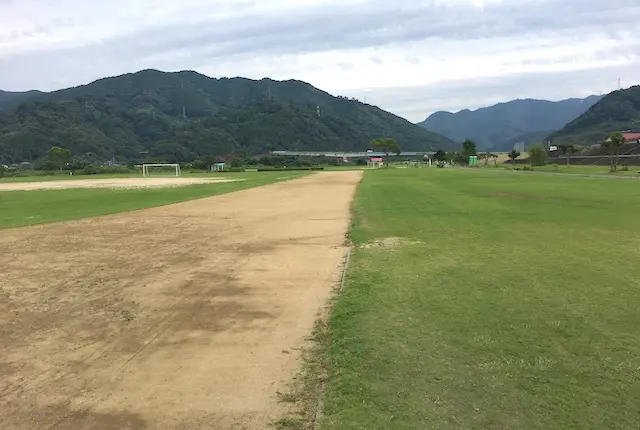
[0,171,362,430]
[0,177,240,191]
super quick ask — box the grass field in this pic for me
[491,163,640,176]
[321,169,640,429]
[0,171,305,229]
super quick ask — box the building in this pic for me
[212,162,226,172]
[367,157,384,168]
[270,150,433,159]
[623,133,640,143]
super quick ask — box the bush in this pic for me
[621,165,630,171]
[523,166,533,171]
[528,144,549,166]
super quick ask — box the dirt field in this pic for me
[0,171,361,429]
[0,177,240,191]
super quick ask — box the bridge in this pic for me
[270,150,435,158]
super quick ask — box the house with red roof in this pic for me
[367,157,384,169]
[622,133,640,143]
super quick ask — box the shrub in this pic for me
[621,165,630,172]
[528,144,549,166]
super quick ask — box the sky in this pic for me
[1,0,639,122]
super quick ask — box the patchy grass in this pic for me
[0,171,307,229]
[321,168,640,429]
[272,314,335,429]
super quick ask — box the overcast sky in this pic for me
[1,0,639,122]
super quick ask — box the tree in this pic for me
[489,152,499,165]
[461,139,477,157]
[47,146,71,170]
[0,165,5,178]
[528,144,548,166]
[36,159,60,172]
[479,152,497,166]
[68,157,89,174]
[370,137,401,167]
[508,149,521,167]
[557,144,575,167]
[433,150,447,162]
[230,158,243,168]
[602,131,625,172]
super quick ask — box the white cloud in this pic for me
[1,0,639,121]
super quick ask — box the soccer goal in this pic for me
[141,164,181,177]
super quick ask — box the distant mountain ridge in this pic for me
[549,86,640,145]
[0,70,454,164]
[0,89,43,111]
[418,95,603,150]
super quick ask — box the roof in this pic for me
[369,157,384,162]
[623,133,640,141]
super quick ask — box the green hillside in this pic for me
[0,70,453,164]
[419,96,602,150]
[0,90,42,111]
[549,86,640,145]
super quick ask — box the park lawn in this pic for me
[0,171,306,229]
[322,168,640,429]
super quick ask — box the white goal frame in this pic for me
[141,163,181,177]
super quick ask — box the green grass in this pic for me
[490,164,640,176]
[322,168,640,429]
[0,171,306,229]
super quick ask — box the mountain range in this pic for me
[549,86,640,145]
[0,70,454,164]
[418,96,603,151]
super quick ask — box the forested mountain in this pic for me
[418,95,602,150]
[549,86,640,145]
[0,70,453,164]
[0,90,42,111]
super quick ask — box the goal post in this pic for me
[141,164,181,177]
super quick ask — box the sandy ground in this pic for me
[0,171,361,430]
[0,177,240,191]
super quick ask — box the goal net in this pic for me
[141,164,181,177]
